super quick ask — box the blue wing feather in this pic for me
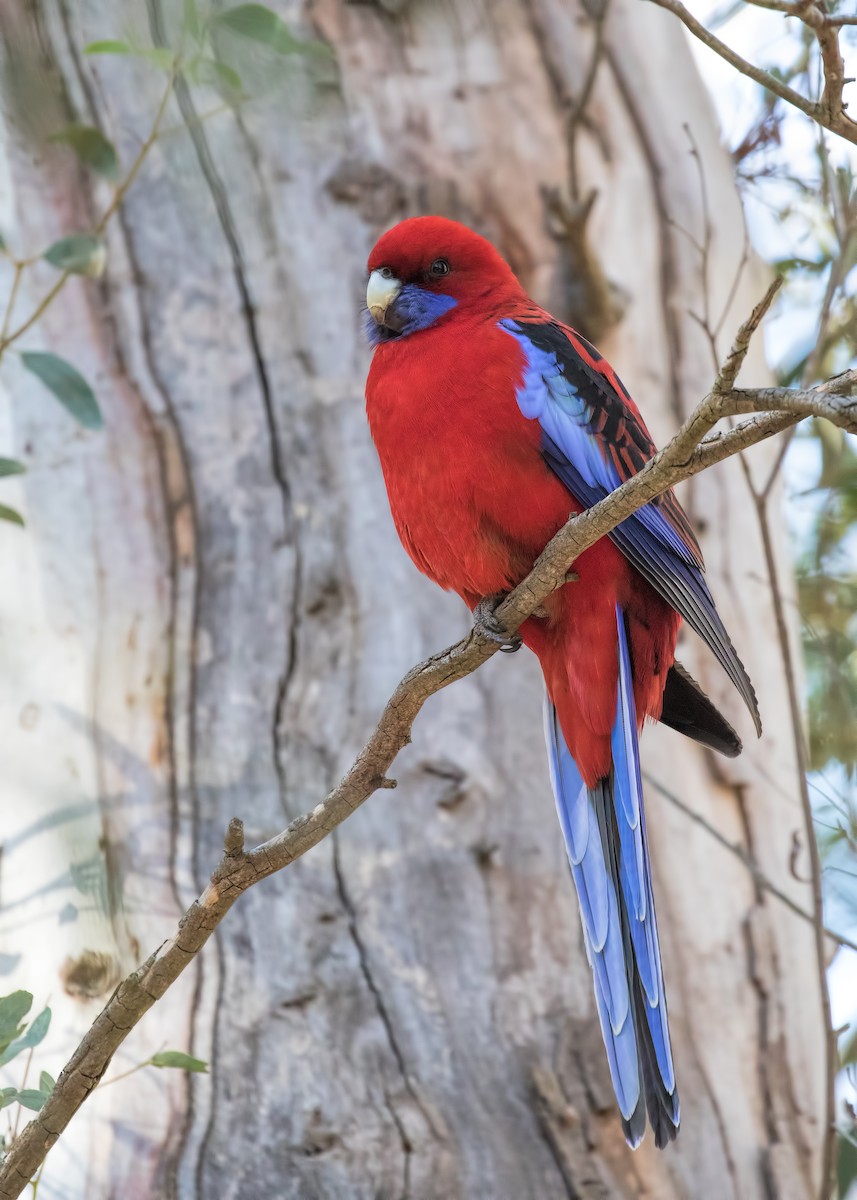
[501,317,761,735]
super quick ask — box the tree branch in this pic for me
[646,0,857,146]
[1,286,855,1196]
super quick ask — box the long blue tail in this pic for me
[543,603,679,1148]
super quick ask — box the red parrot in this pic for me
[364,216,759,1149]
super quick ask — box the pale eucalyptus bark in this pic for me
[0,1,827,1198]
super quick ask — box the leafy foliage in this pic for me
[796,423,857,775]
[48,126,119,181]
[720,12,857,1191]
[150,1050,208,1072]
[43,234,106,278]
[0,504,24,527]
[211,4,325,54]
[0,986,205,1138]
[21,353,103,430]
[0,993,53,1117]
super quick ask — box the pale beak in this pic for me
[367,269,403,328]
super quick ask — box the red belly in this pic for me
[365,322,680,784]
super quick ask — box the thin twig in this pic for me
[10,1050,35,1144]
[0,67,176,354]
[0,263,24,349]
[646,0,857,145]
[644,772,857,953]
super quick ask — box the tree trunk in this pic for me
[0,1,827,1197]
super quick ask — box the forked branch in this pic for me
[647,0,857,146]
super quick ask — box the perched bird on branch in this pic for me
[364,216,760,1149]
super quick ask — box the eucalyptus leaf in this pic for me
[0,504,24,528]
[838,1127,857,1199]
[0,232,6,252]
[85,40,133,55]
[139,47,177,71]
[49,126,119,181]
[0,458,25,477]
[0,1007,51,1068]
[43,234,106,278]
[39,1071,55,1095]
[213,5,329,55]
[84,40,176,70]
[195,57,243,94]
[0,1088,17,1110]
[183,0,201,40]
[0,992,33,1055]
[150,1050,208,1073]
[21,352,103,430]
[16,1089,49,1112]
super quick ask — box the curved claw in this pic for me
[473,594,522,653]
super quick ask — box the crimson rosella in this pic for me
[363,216,760,1149]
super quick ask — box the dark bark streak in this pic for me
[47,3,206,1188]
[605,48,685,429]
[734,782,792,1200]
[227,108,305,822]
[144,3,301,1187]
[331,836,419,1193]
[530,1069,583,1200]
[116,222,207,1198]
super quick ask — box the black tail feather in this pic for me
[659,660,743,758]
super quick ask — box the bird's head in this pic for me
[365,216,521,344]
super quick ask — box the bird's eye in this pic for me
[378,266,394,279]
[430,258,450,277]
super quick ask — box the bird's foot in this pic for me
[473,593,522,653]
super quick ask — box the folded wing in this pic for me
[499,317,761,737]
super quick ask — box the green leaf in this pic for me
[0,458,25,477]
[85,40,133,55]
[83,40,175,70]
[43,234,106,278]
[38,1071,55,1095]
[838,1127,857,1199]
[0,1088,17,1109]
[139,47,177,71]
[212,5,328,55]
[0,504,24,528]
[0,232,6,252]
[183,0,202,40]
[16,1089,49,1112]
[0,992,32,1055]
[150,1050,208,1073]
[48,126,119,181]
[0,1007,52,1068]
[195,57,244,94]
[21,352,103,430]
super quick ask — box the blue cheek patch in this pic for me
[365,285,457,345]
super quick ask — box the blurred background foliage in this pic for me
[711,4,857,1190]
